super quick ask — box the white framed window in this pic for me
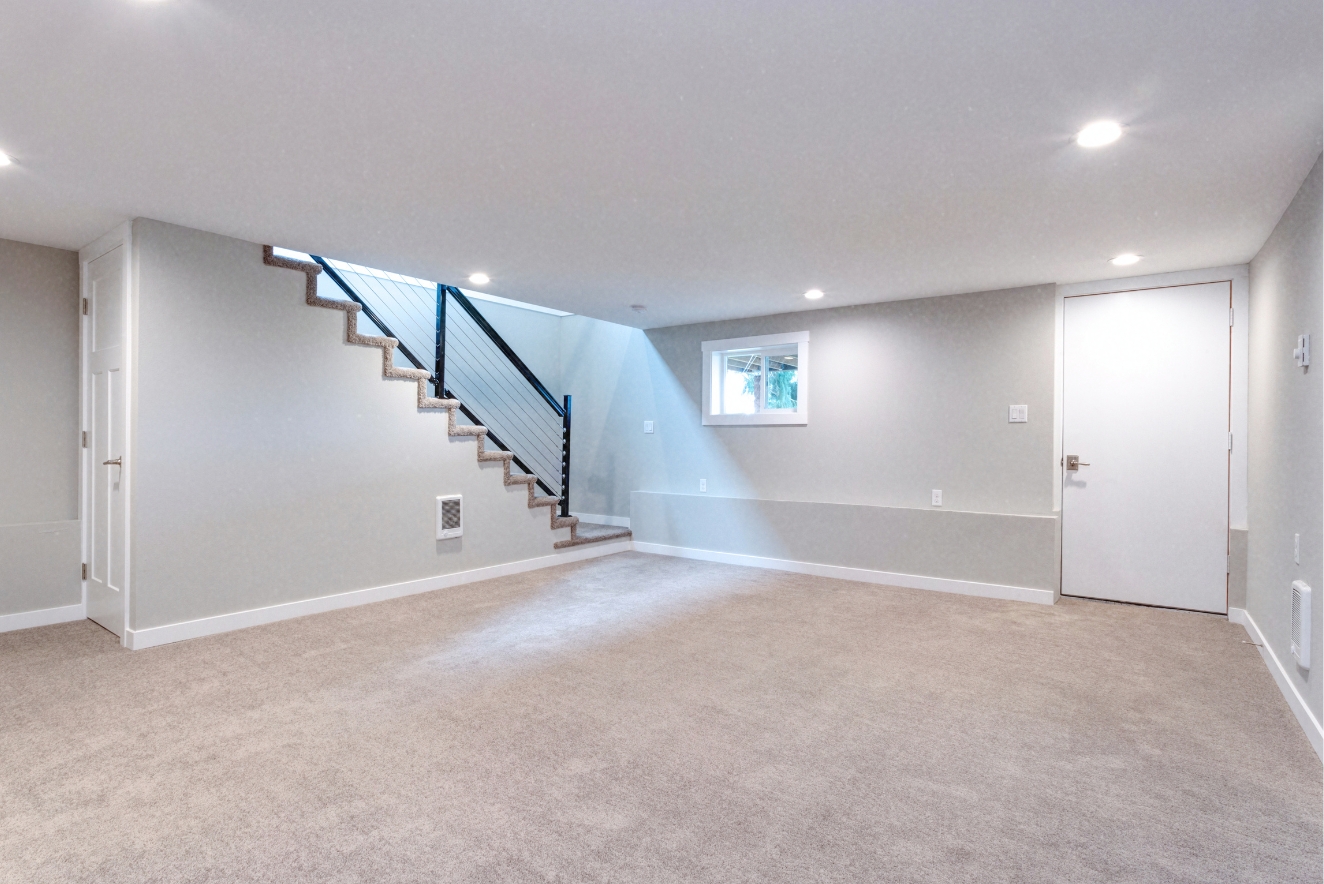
[701,331,809,426]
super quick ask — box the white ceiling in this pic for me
[1,1,1319,328]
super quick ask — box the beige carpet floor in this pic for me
[2,552,1320,883]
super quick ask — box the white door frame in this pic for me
[79,222,134,645]
[1053,265,1249,604]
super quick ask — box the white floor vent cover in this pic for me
[436,495,463,540]
[1291,580,1311,669]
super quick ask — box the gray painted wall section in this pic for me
[1247,155,1323,723]
[0,238,81,616]
[477,299,563,400]
[632,492,1059,591]
[0,521,80,616]
[565,285,1056,519]
[1229,528,1249,611]
[563,286,1058,589]
[128,220,571,631]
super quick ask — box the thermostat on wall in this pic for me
[436,495,463,540]
[1009,405,1028,423]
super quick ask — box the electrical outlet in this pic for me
[932,490,942,506]
[699,479,707,492]
[1295,533,1300,565]
[643,421,654,434]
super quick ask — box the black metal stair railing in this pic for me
[309,256,572,517]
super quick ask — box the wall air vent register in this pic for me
[1291,580,1311,669]
[436,495,463,540]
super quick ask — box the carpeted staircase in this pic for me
[264,246,631,549]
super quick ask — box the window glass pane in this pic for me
[765,352,798,410]
[722,353,760,414]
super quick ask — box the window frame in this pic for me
[701,331,810,426]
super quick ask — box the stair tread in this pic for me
[553,527,632,549]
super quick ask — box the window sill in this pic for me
[702,412,808,427]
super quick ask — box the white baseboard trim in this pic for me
[631,542,1056,606]
[125,540,632,651]
[0,603,86,634]
[1228,607,1323,760]
[571,512,631,529]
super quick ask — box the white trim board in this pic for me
[571,512,631,529]
[1229,607,1323,760]
[632,542,1055,606]
[0,603,87,634]
[124,540,632,650]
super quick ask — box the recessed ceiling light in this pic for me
[0,152,11,167]
[467,272,489,285]
[804,289,824,300]
[1076,120,1122,148]
[1110,253,1142,266]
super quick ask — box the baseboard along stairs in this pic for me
[263,246,630,550]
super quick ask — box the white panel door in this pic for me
[1061,282,1231,613]
[85,246,126,636]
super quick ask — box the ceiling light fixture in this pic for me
[1110,253,1142,266]
[467,272,489,285]
[804,289,824,300]
[0,152,11,167]
[1076,120,1122,148]
[630,304,647,313]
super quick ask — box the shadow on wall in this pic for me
[562,315,758,517]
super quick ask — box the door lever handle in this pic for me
[1064,455,1090,471]
[102,457,122,466]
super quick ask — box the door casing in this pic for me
[79,223,134,645]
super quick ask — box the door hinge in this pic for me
[82,430,87,448]
[1229,307,1234,327]
[1228,432,1233,451]
[81,563,88,580]
[1227,554,1231,574]
[82,298,88,316]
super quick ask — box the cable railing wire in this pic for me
[308,254,572,514]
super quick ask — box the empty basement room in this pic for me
[2,3,1323,883]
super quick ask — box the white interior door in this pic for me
[1061,282,1231,613]
[84,244,127,636]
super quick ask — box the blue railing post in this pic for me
[560,394,572,518]
[434,284,446,398]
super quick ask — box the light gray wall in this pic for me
[561,285,1058,590]
[0,238,81,617]
[1229,528,1249,611]
[1247,155,1323,723]
[128,220,572,631]
[631,492,1058,591]
[563,285,1057,519]
[476,300,563,399]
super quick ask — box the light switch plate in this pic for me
[932,489,942,506]
[644,421,654,434]
[1009,405,1028,423]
